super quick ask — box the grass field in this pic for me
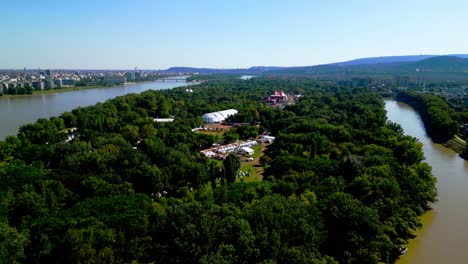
[198,130,224,137]
[238,145,265,183]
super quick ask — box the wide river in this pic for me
[0,80,189,139]
[385,100,468,264]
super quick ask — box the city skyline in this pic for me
[2,0,468,69]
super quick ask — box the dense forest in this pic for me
[0,78,436,263]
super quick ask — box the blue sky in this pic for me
[1,0,467,69]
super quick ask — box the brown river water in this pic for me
[385,100,468,264]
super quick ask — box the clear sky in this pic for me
[1,0,467,69]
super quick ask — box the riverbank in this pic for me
[34,85,113,95]
[0,81,190,139]
[386,100,468,264]
[0,76,194,97]
[443,136,466,153]
[395,92,466,159]
[0,82,149,97]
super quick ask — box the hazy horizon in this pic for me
[2,0,468,69]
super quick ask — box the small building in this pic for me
[202,109,238,123]
[258,135,275,143]
[237,146,254,156]
[154,118,174,122]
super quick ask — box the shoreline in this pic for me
[393,97,467,160]
[443,137,466,153]
[0,79,186,97]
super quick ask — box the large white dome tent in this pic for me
[202,109,238,123]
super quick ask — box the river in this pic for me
[0,80,189,139]
[385,100,468,264]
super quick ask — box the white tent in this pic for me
[238,146,254,156]
[202,109,238,123]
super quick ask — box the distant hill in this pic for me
[162,54,468,80]
[165,66,285,74]
[335,54,468,66]
[407,56,468,72]
[268,55,468,80]
[335,55,437,66]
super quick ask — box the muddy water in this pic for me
[385,100,468,264]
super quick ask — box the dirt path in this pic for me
[252,144,268,180]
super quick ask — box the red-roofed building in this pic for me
[265,91,288,104]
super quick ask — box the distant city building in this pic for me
[55,78,63,88]
[23,81,32,88]
[125,72,136,81]
[351,78,371,87]
[45,79,54,89]
[45,69,52,77]
[1,82,8,92]
[62,79,76,86]
[103,75,126,85]
[32,81,44,90]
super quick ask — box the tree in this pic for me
[223,154,240,184]
[223,131,239,144]
[0,222,29,263]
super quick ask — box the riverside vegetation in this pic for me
[396,91,468,159]
[0,78,436,263]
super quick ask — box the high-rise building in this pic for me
[62,79,76,86]
[45,69,52,77]
[55,78,63,88]
[1,82,8,92]
[125,72,136,81]
[103,76,126,85]
[45,79,55,89]
[32,81,44,90]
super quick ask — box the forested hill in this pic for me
[165,66,285,74]
[335,54,468,66]
[0,78,436,263]
[268,56,468,80]
[164,54,468,76]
